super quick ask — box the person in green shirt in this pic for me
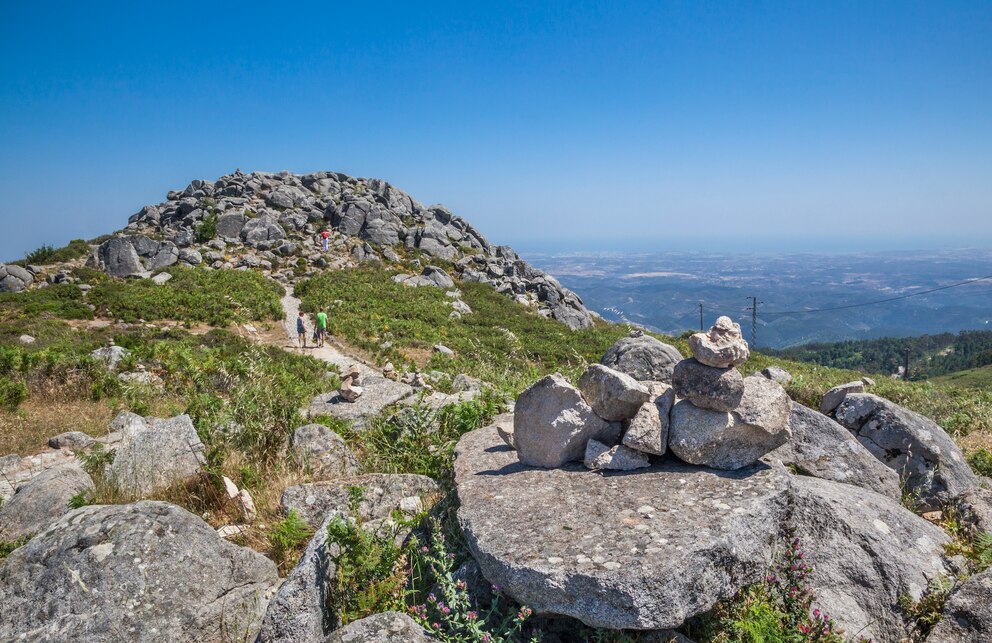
[315,310,328,347]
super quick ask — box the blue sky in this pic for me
[1,1,990,260]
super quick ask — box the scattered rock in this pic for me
[819,380,865,414]
[688,316,749,368]
[18,334,35,345]
[577,364,651,421]
[928,568,992,643]
[90,344,129,370]
[600,335,684,383]
[764,402,901,499]
[433,343,454,356]
[0,466,94,541]
[47,431,96,451]
[0,501,278,643]
[454,423,790,629]
[733,375,792,435]
[668,399,789,470]
[493,412,516,449]
[955,487,992,536]
[109,412,206,497]
[513,373,620,468]
[325,612,434,643]
[281,473,441,529]
[835,393,977,509]
[622,383,675,456]
[0,263,34,292]
[672,358,744,412]
[584,439,651,471]
[289,424,361,478]
[151,271,173,285]
[791,475,954,643]
[308,375,412,429]
[760,365,793,384]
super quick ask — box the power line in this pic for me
[759,274,992,316]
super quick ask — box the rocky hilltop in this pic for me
[82,169,593,329]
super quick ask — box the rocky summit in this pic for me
[89,169,595,329]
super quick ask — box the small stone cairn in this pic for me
[339,364,364,402]
[509,316,792,471]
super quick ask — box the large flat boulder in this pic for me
[600,335,683,383]
[91,236,145,277]
[0,501,278,642]
[0,466,94,541]
[764,402,901,499]
[307,375,413,429]
[835,393,977,509]
[928,568,992,643]
[454,423,791,629]
[790,475,954,643]
[513,373,620,468]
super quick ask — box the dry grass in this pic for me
[959,431,992,458]
[0,395,115,456]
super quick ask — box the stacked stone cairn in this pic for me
[510,316,792,471]
[339,364,363,402]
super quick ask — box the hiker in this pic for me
[316,309,328,347]
[321,229,329,251]
[296,311,307,349]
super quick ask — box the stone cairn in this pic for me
[339,364,363,402]
[508,316,792,471]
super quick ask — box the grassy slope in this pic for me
[933,364,992,389]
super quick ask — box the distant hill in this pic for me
[766,329,992,379]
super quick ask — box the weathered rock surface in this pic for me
[324,611,434,642]
[622,383,675,456]
[671,359,744,412]
[577,364,650,421]
[760,365,793,384]
[0,501,278,643]
[928,568,992,643]
[669,400,790,470]
[733,375,792,435]
[90,344,130,370]
[955,486,992,536]
[764,402,901,499]
[0,466,94,541]
[289,424,361,477]
[455,423,791,629]
[790,475,954,643]
[835,393,977,509]
[513,373,620,468]
[819,380,864,414]
[584,439,651,471]
[89,236,145,277]
[47,431,96,450]
[257,511,339,643]
[600,335,684,383]
[109,412,206,496]
[0,263,34,292]
[255,512,340,643]
[307,375,413,429]
[281,473,441,529]
[687,316,749,368]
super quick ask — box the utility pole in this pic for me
[903,348,911,380]
[746,297,763,348]
[699,303,704,331]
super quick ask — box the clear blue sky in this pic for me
[1,1,990,260]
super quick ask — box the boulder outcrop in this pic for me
[834,393,977,509]
[600,334,683,383]
[0,466,94,541]
[928,568,992,643]
[289,424,361,477]
[455,423,791,629]
[109,412,206,496]
[0,501,278,643]
[281,473,440,529]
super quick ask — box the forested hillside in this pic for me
[768,329,992,379]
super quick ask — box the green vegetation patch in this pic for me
[0,283,94,321]
[14,239,92,266]
[88,267,284,326]
[296,267,631,394]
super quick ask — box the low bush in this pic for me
[88,267,284,326]
[0,376,27,411]
[269,510,313,575]
[0,283,94,321]
[967,448,992,477]
[17,239,91,265]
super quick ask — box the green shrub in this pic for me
[195,213,218,243]
[0,376,27,410]
[326,487,411,625]
[19,239,90,265]
[898,576,953,638]
[0,536,29,562]
[269,510,313,574]
[0,283,94,321]
[968,449,992,477]
[87,267,284,326]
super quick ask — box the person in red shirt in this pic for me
[321,229,329,251]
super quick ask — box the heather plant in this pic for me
[408,518,534,642]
